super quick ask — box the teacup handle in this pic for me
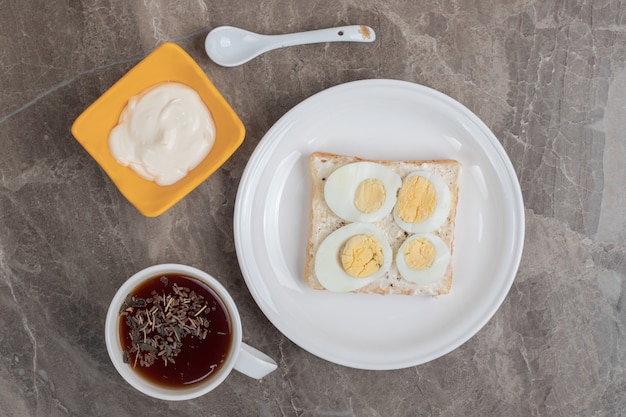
[234,343,278,379]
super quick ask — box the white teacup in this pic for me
[105,264,277,400]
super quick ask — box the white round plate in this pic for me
[234,79,524,370]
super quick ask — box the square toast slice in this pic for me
[305,152,461,296]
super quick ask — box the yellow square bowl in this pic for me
[71,42,245,217]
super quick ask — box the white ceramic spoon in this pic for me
[205,25,376,67]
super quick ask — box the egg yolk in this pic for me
[340,234,384,278]
[354,178,386,213]
[403,237,436,270]
[396,176,437,223]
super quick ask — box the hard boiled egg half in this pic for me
[324,162,402,223]
[396,233,450,285]
[393,171,451,233]
[315,222,392,292]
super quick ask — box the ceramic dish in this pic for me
[71,42,245,217]
[234,79,524,370]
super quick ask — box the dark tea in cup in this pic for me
[118,273,232,388]
[105,264,276,400]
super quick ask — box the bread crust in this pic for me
[305,152,461,296]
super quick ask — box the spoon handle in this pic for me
[264,25,375,49]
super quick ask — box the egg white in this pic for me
[315,222,392,292]
[324,162,402,223]
[396,233,450,285]
[393,171,451,233]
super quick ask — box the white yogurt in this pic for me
[108,82,216,186]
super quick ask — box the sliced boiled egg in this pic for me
[315,222,392,292]
[324,162,402,223]
[396,233,450,285]
[393,171,451,233]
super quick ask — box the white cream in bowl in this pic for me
[108,82,216,186]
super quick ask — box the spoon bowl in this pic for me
[205,25,376,67]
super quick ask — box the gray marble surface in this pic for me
[1,1,625,416]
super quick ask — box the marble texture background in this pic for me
[1,0,625,416]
